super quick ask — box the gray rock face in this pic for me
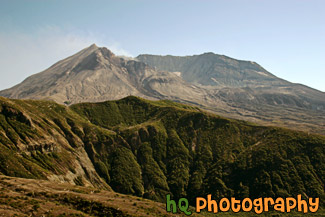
[1,44,324,134]
[137,52,325,134]
[137,52,282,87]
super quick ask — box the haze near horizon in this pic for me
[0,0,324,92]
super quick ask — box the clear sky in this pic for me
[0,0,324,92]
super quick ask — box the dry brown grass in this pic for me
[0,175,201,217]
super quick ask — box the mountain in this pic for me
[0,96,324,210]
[137,53,325,134]
[0,44,206,105]
[1,44,324,134]
[137,52,283,87]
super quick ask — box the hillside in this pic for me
[0,45,324,135]
[0,175,323,217]
[0,175,197,216]
[0,96,324,212]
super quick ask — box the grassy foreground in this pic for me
[0,175,323,216]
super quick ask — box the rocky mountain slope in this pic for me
[0,44,206,107]
[0,96,324,208]
[137,53,325,134]
[0,44,324,135]
[137,52,283,87]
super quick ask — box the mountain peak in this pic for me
[98,47,115,59]
[82,44,115,59]
[82,43,100,54]
[201,52,216,56]
[89,43,98,48]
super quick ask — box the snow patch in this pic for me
[172,71,182,77]
[211,77,219,84]
[255,71,269,77]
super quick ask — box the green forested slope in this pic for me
[70,96,325,204]
[0,96,324,208]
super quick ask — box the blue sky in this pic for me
[0,0,324,91]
